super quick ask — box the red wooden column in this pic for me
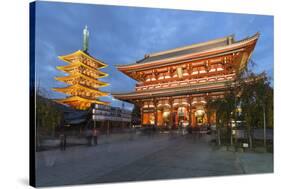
[188,63,192,80]
[153,98,158,127]
[206,93,211,126]
[169,97,174,129]
[188,96,192,127]
[223,56,228,75]
[140,101,144,126]
[206,60,210,78]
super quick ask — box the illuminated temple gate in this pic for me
[113,33,259,128]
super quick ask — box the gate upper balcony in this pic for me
[135,60,233,88]
[135,73,236,92]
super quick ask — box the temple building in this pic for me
[53,26,109,110]
[113,33,259,128]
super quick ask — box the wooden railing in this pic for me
[136,70,234,87]
[135,73,235,92]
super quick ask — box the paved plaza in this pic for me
[36,132,273,187]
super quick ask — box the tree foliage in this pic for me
[207,63,273,147]
[36,92,64,137]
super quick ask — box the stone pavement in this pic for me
[35,132,273,187]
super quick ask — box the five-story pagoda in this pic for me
[53,26,109,110]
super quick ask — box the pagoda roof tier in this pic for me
[113,79,234,103]
[116,33,259,80]
[53,84,109,97]
[55,96,109,110]
[59,50,107,69]
[54,73,109,88]
[56,62,108,78]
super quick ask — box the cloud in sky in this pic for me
[34,1,274,108]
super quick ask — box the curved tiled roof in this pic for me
[137,36,232,64]
[116,33,259,69]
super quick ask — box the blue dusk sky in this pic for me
[34,1,274,110]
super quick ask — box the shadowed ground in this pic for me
[36,132,273,187]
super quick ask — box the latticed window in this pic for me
[173,69,178,78]
[183,68,189,76]
[143,101,148,108]
[151,74,156,81]
[165,71,171,79]
[199,66,207,74]
[217,63,224,71]
[145,74,152,82]
[158,73,164,80]
[191,67,199,75]
[209,64,216,72]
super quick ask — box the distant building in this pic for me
[92,104,132,123]
[62,104,132,131]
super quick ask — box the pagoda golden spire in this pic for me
[53,26,110,110]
